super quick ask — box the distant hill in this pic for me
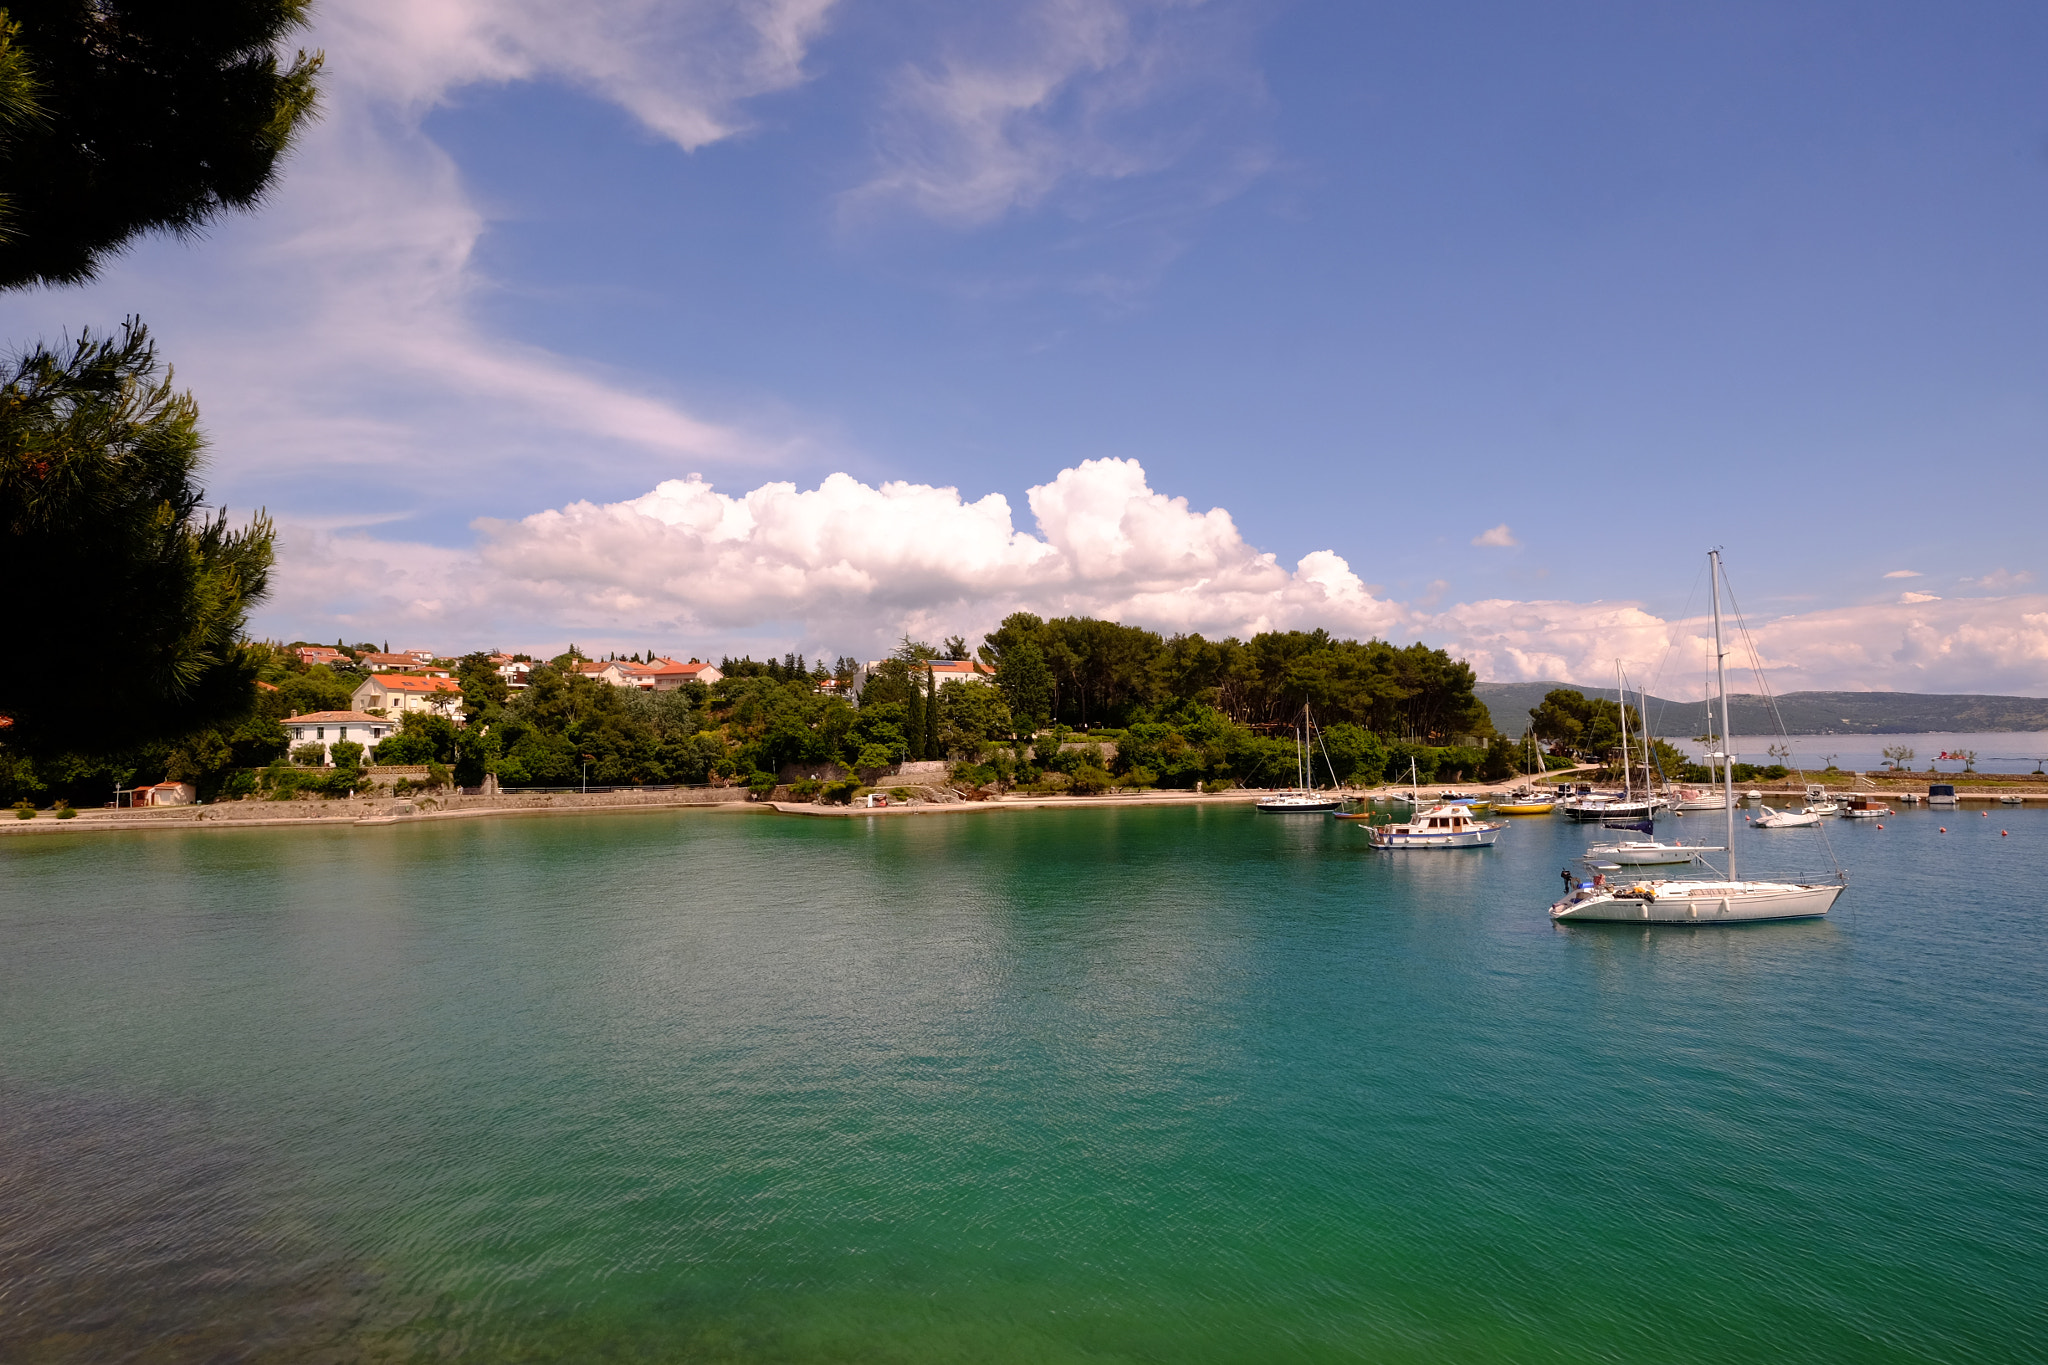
[1475,682,2048,737]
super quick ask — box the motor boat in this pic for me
[1802,784,1841,817]
[1751,804,1822,829]
[1928,783,1958,807]
[1361,802,1503,849]
[1841,794,1892,819]
[1671,786,1732,812]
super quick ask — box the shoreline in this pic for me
[11,767,2042,839]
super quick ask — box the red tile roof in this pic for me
[286,711,388,724]
[367,674,462,694]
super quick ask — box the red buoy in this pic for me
[1940,827,1947,833]
[2002,830,2009,837]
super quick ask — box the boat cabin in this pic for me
[1928,783,1957,806]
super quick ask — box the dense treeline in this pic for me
[978,613,1492,739]
[0,620,1505,807]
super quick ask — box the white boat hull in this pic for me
[1365,826,1501,848]
[1585,841,1721,865]
[1552,880,1842,924]
[1751,811,1821,829]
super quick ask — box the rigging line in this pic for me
[1719,559,1846,879]
[1642,559,1708,741]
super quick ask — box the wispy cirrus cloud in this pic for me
[10,0,840,525]
[846,0,1271,227]
[257,459,2048,696]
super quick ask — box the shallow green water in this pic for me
[3,804,2044,1362]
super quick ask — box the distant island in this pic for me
[1475,682,2048,737]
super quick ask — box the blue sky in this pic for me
[13,0,2048,691]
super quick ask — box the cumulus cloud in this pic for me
[847,0,1270,226]
[1883,569,1922,579]
[1471,524,1517,548]
[254,459,2048,696]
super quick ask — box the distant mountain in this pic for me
[1475,682,2048,737]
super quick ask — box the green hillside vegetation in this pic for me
[1476,682,2048,737]
[2,620,1510,806]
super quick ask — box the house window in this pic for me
[316,727,325,740]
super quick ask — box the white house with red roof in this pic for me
[575,657,723,690]
[284,711,399,764]
[352,674,463,717]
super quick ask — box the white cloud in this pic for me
[1471,524,1517,548]
[1899,591,1942,604]
[1883,569,1922,579]
[1963,568,2035,591]
[254,458,2048,696]
[8,0,835,522]
[847,0,1270,226]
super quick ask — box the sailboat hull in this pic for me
[1551,880,1841,924]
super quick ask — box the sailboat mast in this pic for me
[1710,550,1737,880]
[1616,660,1631,802]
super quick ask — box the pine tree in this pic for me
[0,1,323,288]
[925,667,940,760]
[906,669,927,760]
[0,322,272,752]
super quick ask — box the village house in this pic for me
[848,657,992,700]
[575,658,723,690]
[352,673,463,717]
[284,711,398,764]
[357,651,424,673]
[295,645,348,668]
[496,659,532,689]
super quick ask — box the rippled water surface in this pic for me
[3,804,2044,1362]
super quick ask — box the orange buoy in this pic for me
[1940,827,1947,833]
[2002,830,2009,836]
[1875,823,1884,829]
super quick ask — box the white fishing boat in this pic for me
[1256,705,1344,814]
[1802,784,1840,817]
[1672,786,1732,812]
[1363,802,1503,849]
[1928,783,1958,807]
[1841,794,1891,819]
[1552,550,1845,925]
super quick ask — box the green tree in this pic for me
[456,651,509,723]
[937,680,1013,760]
[923,667,940,760]
[0,1,322,288]
[905,665,927,761]
[996,639,1052,733]
[0,323,273,752]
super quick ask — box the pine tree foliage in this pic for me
[0,0,322,288]
[0,320,273,750]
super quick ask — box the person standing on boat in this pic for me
[1561,868,1575,896]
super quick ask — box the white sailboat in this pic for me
[1551,550,1845,924]
[1256,704,1344,813]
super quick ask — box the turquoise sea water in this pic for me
[2,804,2044,1363]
